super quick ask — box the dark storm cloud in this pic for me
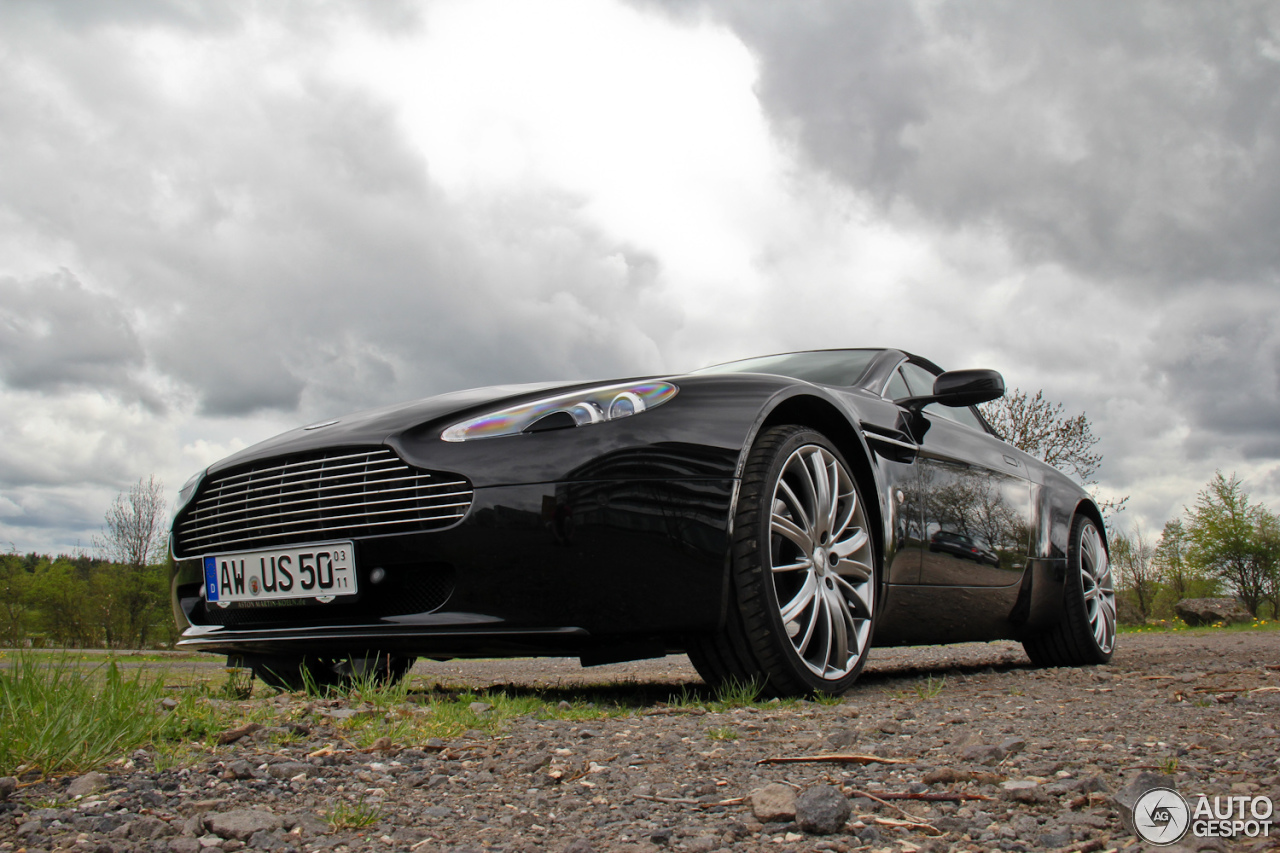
[0,3,672,423]
[1147,292,1280,460]
[0,272,147,397]
[659,0,1280,286]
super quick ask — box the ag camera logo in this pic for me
[1133,787,1191,845]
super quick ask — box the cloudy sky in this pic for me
[3,0,1279,555]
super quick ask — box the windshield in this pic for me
[692,349,881,387]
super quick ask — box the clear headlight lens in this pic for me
[441,381,678,442]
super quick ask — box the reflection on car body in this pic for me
[928,530,1000,567]
[170,348,1117,695]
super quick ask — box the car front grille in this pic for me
[173,447,472,558]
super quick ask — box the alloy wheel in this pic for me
[768,444,875,679]
[1080,522,1116,654]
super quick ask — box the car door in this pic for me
[894,361,1034,587]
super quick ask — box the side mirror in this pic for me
[900,369,1005,410]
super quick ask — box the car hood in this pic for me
[205,380,587,474]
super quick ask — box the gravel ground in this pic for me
[2,631,1278,853]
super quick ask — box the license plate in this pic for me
[203,542,357,605]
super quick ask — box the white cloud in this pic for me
[1,0,1278,554]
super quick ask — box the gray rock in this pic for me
[562,839,596,853]
[684,836,720,853]
[1175,598,1252,627]
[649,827,674,845]
[750,783,797,822]
[960,743,1006,765]
[66,771,110,799]
[283,812,329,837]
[878,719,903,734]
[468,701,493,715]
[1068,774,1111,794]
[265,762,310,779]
[0,776,15,801]
[421,806,453,819]
[205,809,283,841]
[999,736,1027,755]
[223,761,255,780]
[126,816,172,840]
[170,838,202,853]
[795,785,850,835]
[1113,771,1168,836]
[182,813,205,836]
[856,826,882,845]
[825,729,859,749]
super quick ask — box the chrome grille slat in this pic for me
[201,459,407,498]
[183,479,469,526]
[173,448,473,558]
[180,488,472,536]
[208,450,389,485]
[179,496,474,541]
[180,510,470,551]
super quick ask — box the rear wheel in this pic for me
[688,426,877,696]
[250,652,416,693]
[1023,514,1116,666]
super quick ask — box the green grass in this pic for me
[324,798,382,831]
[0,649,204,664]
[1119,617,1277,634]
[914,674,946,700]
[0,653,171,778]
[706,725,739,741]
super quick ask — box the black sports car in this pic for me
[169,348,1117,695]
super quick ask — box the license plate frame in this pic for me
[203,542,358,605]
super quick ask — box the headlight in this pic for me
[441,381,678,442]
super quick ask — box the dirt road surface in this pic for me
[2,631,1277,852]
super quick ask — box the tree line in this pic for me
[1,476,174,649]
[1109,473,1279,622]
[0,550,174,648]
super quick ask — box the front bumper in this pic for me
[172,477,736,659]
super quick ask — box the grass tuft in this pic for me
[324,797,383,830]
[0,653,169,778]
[914,674,946,700]
[713,676,765,707]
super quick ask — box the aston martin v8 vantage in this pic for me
[169,348,1117,695]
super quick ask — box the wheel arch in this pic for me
[1073,498,1109,551]
[753,393,886,576]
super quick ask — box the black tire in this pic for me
[251,652,416,693]
[1023,514,1116,666]
[688,426,878,696]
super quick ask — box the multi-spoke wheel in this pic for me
[686,426,878,695]
[1023,514,1116,666]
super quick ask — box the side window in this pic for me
[900,362,987,432]
[885,368,911,400]
[899,362,938,396]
